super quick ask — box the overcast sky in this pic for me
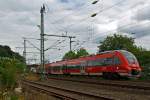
[0,0,150,64]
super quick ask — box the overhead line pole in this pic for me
[23,38,27,65]
[22,37,40,65]
[69,37,75,51]
[39,4,76,80]
[40,4,46,79]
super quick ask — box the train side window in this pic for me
[114,57,121,65]
[104,58,113,66]
[87,60,93,66]
[48,67,51,71]
[80,61,87,67]
[100,59,107,66]
[53,66,61,71]
[88,59,105,66]
[67,64,80,69]
[76,64,81,69]
[94,59,103,66]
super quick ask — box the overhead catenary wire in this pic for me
[73,20,150,51]
[46,0,99,23]
[26,40,40,51]
[43,0,145,36]
[45,39,66,51]
[72,18,150,51]
[72,2,150,50]
[55,0,146,34]
[53,0,125,32]
[43,0,142,35]
[43,0,100,33]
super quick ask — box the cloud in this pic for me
[0,0,44,12]
[117,20,150,37]
[0,0,150,63]
[132,2,150,21]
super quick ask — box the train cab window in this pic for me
[121,50,138,64]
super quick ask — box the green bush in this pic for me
[140,64,150,80]
[0,58,25,93]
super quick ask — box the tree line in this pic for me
[0,45,25,62]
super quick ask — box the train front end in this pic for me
[119,50,142,78]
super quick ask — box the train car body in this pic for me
[45,50,141,78]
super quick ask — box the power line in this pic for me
[96,0,125,14]
[26,40,40,51]
[43,0,101,34]
[43,0,141,36]
[73,19,150,51]
[44,34,76,51]
[46,0,98,24]
[73,3,150,49]
[45,39,66,51]
[55,0,146,33]
[53,0,126,32]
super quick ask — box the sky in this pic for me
[0,0,150,64]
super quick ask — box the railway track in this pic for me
[47,76,150,91]
[22,80,115,100]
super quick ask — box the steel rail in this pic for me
[22,80,114,100]
[48,77,150,91]
[22,81,76,100]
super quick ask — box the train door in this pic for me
[62,64,67,74]
[60,65,63,74]
[104,57,115,72]
[80,61,86,75]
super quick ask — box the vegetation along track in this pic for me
[22,80,114,100]
[48,76,150,91]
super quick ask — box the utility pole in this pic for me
[40,4,45,79]
[23,38,27,64]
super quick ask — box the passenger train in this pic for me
[44,50,141,78]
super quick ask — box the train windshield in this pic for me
[120,50,138,64]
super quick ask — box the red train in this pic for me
[44,50,141,78]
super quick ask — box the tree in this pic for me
[62,51,77,60]
[98,34,141,53]
[0,45,25,62]
[76,48,89,58]
[62,48,89,60]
